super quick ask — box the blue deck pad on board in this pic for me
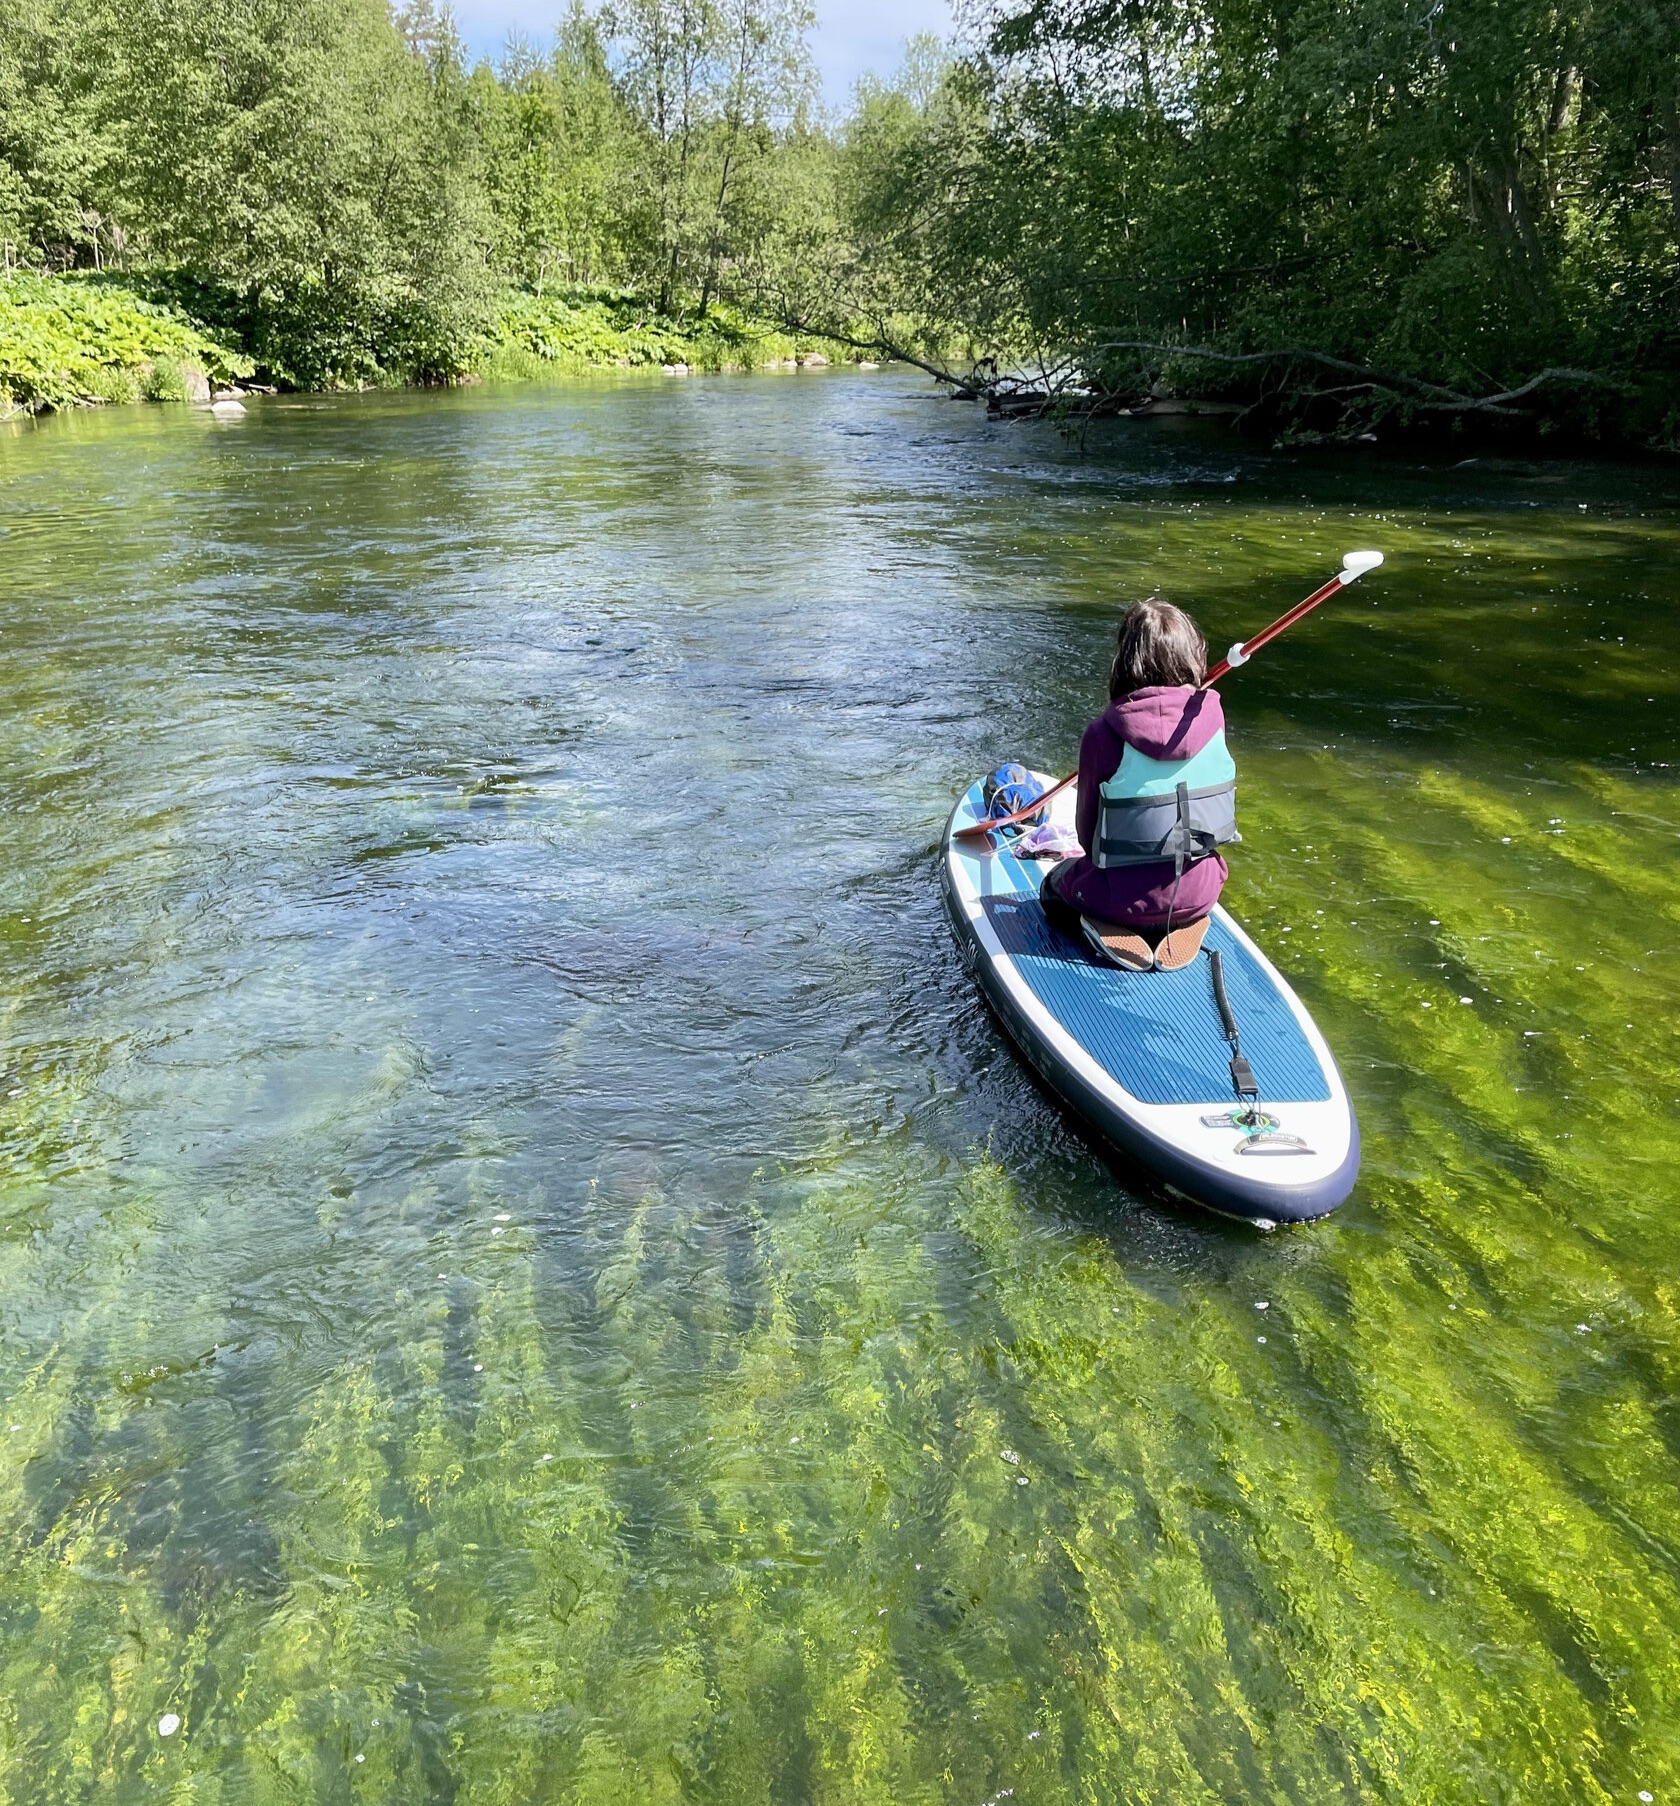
[979,895,1332,1106]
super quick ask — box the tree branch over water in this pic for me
[790,312,1619,430]
[832,0,1679,446]
[1083,344,1618,418]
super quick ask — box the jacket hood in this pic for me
[1106,685,1224,760]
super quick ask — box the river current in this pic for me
[2,373,1677,1802]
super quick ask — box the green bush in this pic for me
[0,272,251,413]
[0,270,862,418]
[485,286,849,376]
[139,355,190,402]
[80,363,141,404]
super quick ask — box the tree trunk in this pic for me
[1662,87,1680,247]
[698,141,738,319]
[1468,147,1554,318]
[1546,65,1577,136]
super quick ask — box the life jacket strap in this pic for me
[1094,778,1239,870]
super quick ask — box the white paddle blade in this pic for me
[1341,549,1384,579]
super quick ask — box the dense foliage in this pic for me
[0,0,828,393]
[488,285,827,373]
[0,272,250,410]
[836,0,1680,443]
[3,0,1675,441]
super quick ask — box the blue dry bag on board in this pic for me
[983,762,1048,827]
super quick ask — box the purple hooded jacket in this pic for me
[1050,684,1230,926]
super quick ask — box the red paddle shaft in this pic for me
[954,551,1383,842]
[1202,549,1381,686]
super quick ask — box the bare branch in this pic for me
[1082,341,1616,413]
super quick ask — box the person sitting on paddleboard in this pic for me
[1040,597,1235,947]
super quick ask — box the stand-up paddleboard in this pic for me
[943,774,1359,1225]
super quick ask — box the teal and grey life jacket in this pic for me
[1093,733,1240,871]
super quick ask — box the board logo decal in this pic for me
[1200,1109,1316,1157]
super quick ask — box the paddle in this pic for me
[954,549,1384,841]
[1201,548,1383,687]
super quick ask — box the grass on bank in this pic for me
[0,273,862,416]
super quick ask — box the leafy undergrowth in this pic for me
[1,273,864,416]
[0,272,252,414]
[484,287,855,377]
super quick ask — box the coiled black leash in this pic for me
[1207,949,1261,1119]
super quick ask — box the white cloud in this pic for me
[446,0,955,106]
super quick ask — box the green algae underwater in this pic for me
[1,374,1677,1803]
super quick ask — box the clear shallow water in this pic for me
[1,374,1678,1803]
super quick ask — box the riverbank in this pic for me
[0,272,860,417]
[485,289,851,381]
[0,272,254,413]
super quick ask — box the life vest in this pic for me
[1093,732,1239,870]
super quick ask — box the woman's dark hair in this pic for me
[1108,597,1207,697]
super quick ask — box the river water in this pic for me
[2,374,1677,1803]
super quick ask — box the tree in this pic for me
[474,6,634,292]
[0,0,121,267]
[836,0,1680,439]
[92,0,494,383]
[602,0,816,313]
[608,0,716,309]
[694,0,815,314]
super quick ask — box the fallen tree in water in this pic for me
[797,319,1623,444]
[826,0,1679,449]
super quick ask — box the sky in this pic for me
[449,0,957,108]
